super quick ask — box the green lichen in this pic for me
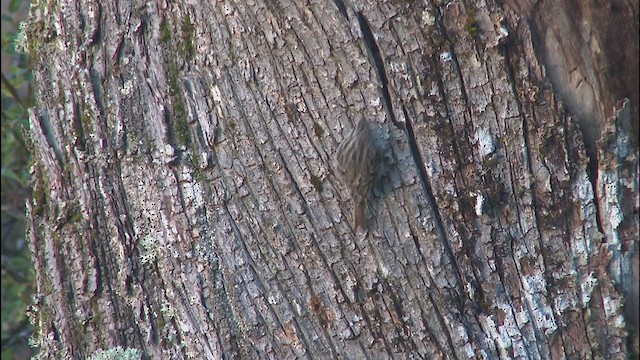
[310,172,323,193]
[143,133,154,154]
[31,166,49,218]
[52,230,63,248]
[159,302,176,330]
[140,236,159,264]
[32,186,46,217]
[18,0,60,58]
[193,168,207,183]
[191,161,207,183]
[89,347,142,360]
[179,14,195,61]
[174,112,191,146]
[191,153,208,183]
[464,9,480,38]
[313,121,324,138]
[160,18,171,44]
[80,106,92,128]
[15,21,30,54]
[62,162,73,182]
[165,59,191,147]
[69,203,83,224]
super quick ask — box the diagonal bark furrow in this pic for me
[355,11,399,129]
[333,0,349,21]
[401,108,473,359]
[201,3,347,355]
[23,0,637,358]
[360,10,490,354]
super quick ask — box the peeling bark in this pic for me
[24,0,638,359]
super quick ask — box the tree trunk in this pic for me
[24,0,638,358]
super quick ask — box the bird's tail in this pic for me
[354,201,367,230]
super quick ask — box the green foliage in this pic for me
[1,0,35,358]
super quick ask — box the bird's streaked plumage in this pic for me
[335,118,379,229]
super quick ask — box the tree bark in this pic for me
[24,0,638,359]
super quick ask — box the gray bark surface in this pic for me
[24,0,638,359]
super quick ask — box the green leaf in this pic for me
[9,0,22,13]
[2,168,23,185]
[2,348,15,360]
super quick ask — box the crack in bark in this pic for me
[332,0,348,21]
[355,11,400,129]
[401,105,469,359]
[355,19,479,354]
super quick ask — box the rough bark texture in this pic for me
[24,0,638,359]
